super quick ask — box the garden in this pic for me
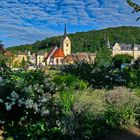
[0,53,140,140]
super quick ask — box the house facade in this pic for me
[12,51,28,67]
[45,46,58,65]
[36,51,47,67]
[112,43,140,60]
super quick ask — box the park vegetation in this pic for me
[1,51,140,140]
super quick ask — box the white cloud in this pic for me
[0,0,140,47]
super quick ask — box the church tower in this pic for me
[61,23,71,56]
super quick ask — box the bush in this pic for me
[127,68,140,88]
[1,56,140,140]
[62,87,140,140]
[0,60,89,139]
[61,61,140,89]
[53,74,88,91]
[105,87,139,126]
[0,68,64,139]
[133,57,140,69]
[112,54,133,69]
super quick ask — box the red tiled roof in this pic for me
[53,48,65,58]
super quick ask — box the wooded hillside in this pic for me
[7,26,140,53]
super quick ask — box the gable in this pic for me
[113,43,121,51]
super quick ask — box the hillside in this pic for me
[7,26,140,53]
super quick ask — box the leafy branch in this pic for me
[127,0,140,20]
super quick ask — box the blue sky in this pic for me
[0,0,140,47]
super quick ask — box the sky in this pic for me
[0,0,140,47]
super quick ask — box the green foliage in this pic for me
[127,68,140,88]
[1,55,140,140]
[61,62,129,89]
[0,64,62,139]
[127,0,140,20]
[6,26,140,53]
[59,90,74,115]
[53,74,88,114]
[113,54,133,68]
[12,57,27,68]
[133,57,140,69]
[20,57,26,67]
[61,61,140,89]
[67,87,139,140]
[0,54,9,68]
[53,74,88,91]
[135,88,140,97]
[95,45,112,66]
[0,58,88,139]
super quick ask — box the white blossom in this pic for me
[5,102,12,111]
[0,99,3,103]
[11,91,19,99]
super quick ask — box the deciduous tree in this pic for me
[127,0,140,20]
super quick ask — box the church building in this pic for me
[45,24,71,65]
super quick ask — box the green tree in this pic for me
[133,57,140,69]
[21,57,26,68]
[113,54,133,68]
[7,27,140,53]
[95,46,112,66]
[127,0,140,20]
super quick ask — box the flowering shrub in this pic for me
[1,57,140,140]
[61,61,140,89]
[0,66,63,139]
[0,59,88,139]
[63,87,140,140]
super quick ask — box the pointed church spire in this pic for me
[107,37,111,48]
[64,23,67,37]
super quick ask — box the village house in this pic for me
[27,51,36,65]
[45,46,58,65]
[36,51,47,67]
[112,43,140,60]
[12,51,28,67]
